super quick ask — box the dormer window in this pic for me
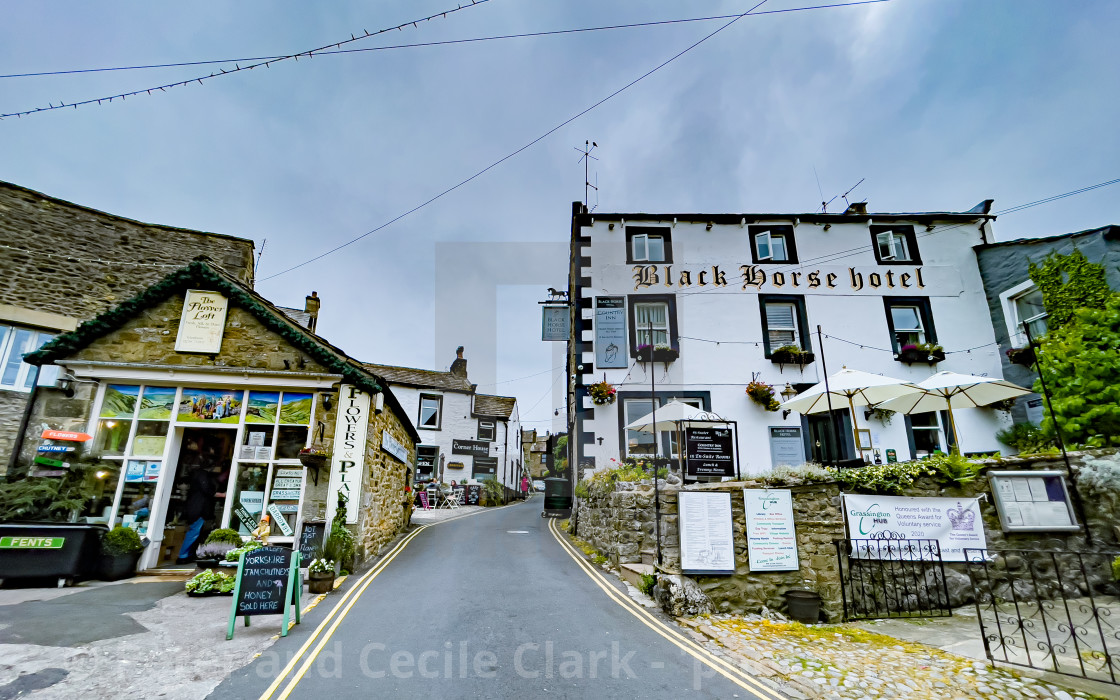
[626,226,672,264]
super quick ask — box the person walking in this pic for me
[177,461,218,563]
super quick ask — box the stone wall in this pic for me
[575,450,1119,621]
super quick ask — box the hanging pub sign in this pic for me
[594,297,628,368]
[684,426,735,478]
[678,491,736,575]
[326,385,370,526]
[541,306,569,341]
[226,546,301,640]
[452,439,489,457]
[176,289,229,353]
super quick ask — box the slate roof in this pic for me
[362,363,475,393]
[277,306,313,329]
[974,224,1120,249]
[474,393,517,419]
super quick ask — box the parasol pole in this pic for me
[847,394,863,458]
[649,320,663,566]
[817,325,844,465]
[945,393,961,452]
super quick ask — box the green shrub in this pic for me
[101,525,143,556]
[639,573,657,597]
[324,527,355,571]
[481,479,505,506]
[830,461,937,495]
[0,464,101,522]
[1112,556,1120,582]
[925,451,984,486]
[756,462,834,486]
[996,423,1053,454]
[577,459,669,500]
[185,569,235,594]
[224,540,264,561]
[204,528,244,545]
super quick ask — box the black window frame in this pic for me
[870,225,922,265]
[626,294,679,358]
[759,294,810,357]
[625,226,673,264]
[616,391,711,459]
[417,393,443,430]
[748,225,799,264]
[883,297,937,353]
[477,418,496,442]
[472,456,498,482]
[415,445,439,478]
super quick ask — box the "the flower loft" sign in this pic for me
[175,289,229,353]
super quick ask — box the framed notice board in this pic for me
[988,470,1079,532]
[678,491,735,575]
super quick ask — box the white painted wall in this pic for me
[577,216,1012,475]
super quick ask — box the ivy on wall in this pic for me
[1028,248,1115,332]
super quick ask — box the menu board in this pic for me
[744,489,799,572]
[678,491,736,575]
[684,427,735,478]
[989,471,1078,532]
[455,484,482,506]
[227,546,301,639]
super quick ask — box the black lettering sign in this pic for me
[684,427,736,477]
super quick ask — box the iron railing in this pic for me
[835,538,952,620]
[964,548,1120,686]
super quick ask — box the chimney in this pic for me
[450,346,468,379]
[304,291,320,333]
[844,202,868,216]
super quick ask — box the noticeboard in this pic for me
[768,426,805,468]
[594,297,628,368]
[678,491,736,575]
[227,546,301,639]
[684,427,735,478]
[988,470,1079,532]
[743,489,799,572]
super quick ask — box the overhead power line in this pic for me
[0,0,491,120]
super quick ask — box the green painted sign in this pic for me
[0,536,65,549]
[33,456,67,468]
[885,449,898,464]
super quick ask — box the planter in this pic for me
[894,347,945,365]
[97,551,142,581]
[298,453,330,470]
[1006,346,1036,367]
[308,570,336,594]
[784,589,822,624]
[186,589,233,597]
[0,522,106,584]
[770,349,815,371]
[636,348,679,363]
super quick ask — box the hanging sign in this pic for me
[843,494,986,562]
[678,491,736,575]
[326,385,370,526]
[541,306,569,341]
[40,430,92,442]
[226,546,301,640]
[744,489,799,572]
[176,289,229,353]
[37,445,76,453]
[594,297,628,368]
[684,427,735,477]
[381,429,408,463]
[452,439,489,457]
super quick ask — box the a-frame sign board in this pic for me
[226,546,301,640]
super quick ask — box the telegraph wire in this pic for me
[0,1,889,80]
[677,332,998,356]
[475,365,564,387]
[0,0,491,120]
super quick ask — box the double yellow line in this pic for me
[546,518,786,700]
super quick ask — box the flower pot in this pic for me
[308,570,336,594]
[97,551,142,581]
[895,347,945,365]
[784,589,821,624]
[299,453,330,470]
[770,349,815,370]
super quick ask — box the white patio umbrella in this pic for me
[624,400,725,432]
[779,368,922,457]
[877,371,1031,449]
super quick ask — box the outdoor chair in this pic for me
[445,490,462,510]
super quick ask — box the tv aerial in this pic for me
[575,140,599,211]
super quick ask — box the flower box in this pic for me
[769,346,815,370]
[894,345,945,365]
[636,345,679,363]
[1005,346,1036,367]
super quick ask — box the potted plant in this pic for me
[307,557,337,594]
[185,569,236,596]
[636,344,679,363]
[745,378,780,411]
[1006,346,1036,367]
[769,344,815,371]
[299,445,331,470]
[588,380,616,406]
[98,525,145,581]
[895,342,945,364]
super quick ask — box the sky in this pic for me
[2,0,1117,433]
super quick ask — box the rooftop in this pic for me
[363,362,475,393]
[474,394,517,419]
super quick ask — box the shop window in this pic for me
[418,394,442,430]
[478,418,496,442]
[473,457,498,482]
[759,295,809,356]
[0,324,54,391]
[626,226,672,264]
[228,464,268,535]
[627,295,679,357]
[93,384,175,459]
[883,298,936,352]
[416,445,439,480]
[749,225,798,264]
[870,225,921,264]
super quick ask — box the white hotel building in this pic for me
[564,200,1012,476]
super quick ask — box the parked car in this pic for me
[532,480,546,492]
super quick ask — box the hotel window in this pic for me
[418,394,442,430]
[883,298,936,352]
[759,295,808,356]
[478,418,496,442]
[870,225,921,264]
[628,294,678,356]
[749,225,797,264]
[626,226,672,264]
[473,457,498,482]
[620,395,706,458]
[908,412,945,459]
[0,324,54,391]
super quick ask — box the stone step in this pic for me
[619,562,656,590]
[640,550,655,566]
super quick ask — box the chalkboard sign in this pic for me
[455,484,482,506]
[684,427,736,478]
[226,546,301,639]
[297,522,326,563]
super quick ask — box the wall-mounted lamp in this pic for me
[792,218,800,227]
[672,218,678,227]
[780,383,798,419]
[705,222,713,231]
[373,392,385,414]
[608,222,615,230]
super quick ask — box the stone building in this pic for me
[974,224,1120,426]
[0,180,255,473]
[20,258,418,570]
[366,348,524,494]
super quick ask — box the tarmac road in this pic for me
[209,497,782,699]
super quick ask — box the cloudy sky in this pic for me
[2,0,1117,431]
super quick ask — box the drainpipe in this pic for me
[502,419,508,500]
[7,366,41,480]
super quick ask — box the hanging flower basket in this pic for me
[299,447,331,470]
[588,380,617,405]
[895,343,945,365]
[1005,346,1035,367]
[769,345,815,372]
[745,380,780,411]
[636,344,679,363]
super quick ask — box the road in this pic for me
[210,497,782,699]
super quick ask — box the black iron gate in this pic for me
[835,538,953,620]
[964,548,1120,686]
